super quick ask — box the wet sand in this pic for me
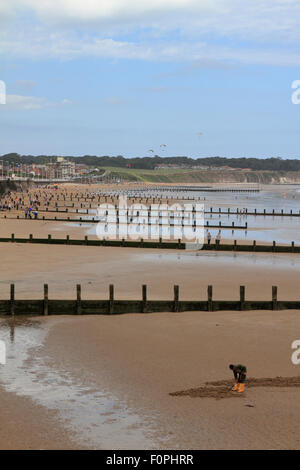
[0,243,300,300]
[0,386,78,449]
[31,311,300,449]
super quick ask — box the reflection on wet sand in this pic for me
[0,316,163,449]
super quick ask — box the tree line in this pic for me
[1,153,300,171]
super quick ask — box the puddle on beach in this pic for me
[0,317,159,449]
[134,250,300,270]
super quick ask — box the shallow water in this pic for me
[0,317,160,449]
[83,185,300,244]
[134,250,300,270]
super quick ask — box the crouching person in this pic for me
[229,364,247,393]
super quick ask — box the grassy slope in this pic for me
[101,167,300,184]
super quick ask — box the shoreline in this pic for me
[11,310,300,450]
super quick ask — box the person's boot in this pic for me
[232,383,239,391]
[237,383,245,393]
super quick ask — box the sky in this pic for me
[0,0,300,158]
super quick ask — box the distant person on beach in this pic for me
[229,364,247,393]
[216,230,221,244]
[207,232,211,244]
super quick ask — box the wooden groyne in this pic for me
[207,208,300,217]
[0,235,300,253]
[2,215,248,230]
[34,206,300,217]
[0,284,295,315]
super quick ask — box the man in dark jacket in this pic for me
[229,364,247,393]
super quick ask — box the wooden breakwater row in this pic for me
[1,216,248,230]
[0,235,300,253]
[0,284,294,315]
[23,203,300,218]
[207,208,300,217]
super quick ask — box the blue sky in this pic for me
[0,0,300,158]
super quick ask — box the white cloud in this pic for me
[14,0,212,23]
[5,94,73,109]
[61,98,73,105]
[1,0,300,65]
[5,94,50,109]
[104,96,128,105]
[16,80,36,90]
[4,0,298,41]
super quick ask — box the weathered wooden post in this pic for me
[109,284,114,314]
[76,284,82,314]
[66,235,70,244]
[43,284,48,316]
[240,286,245,311]
[142,285,147,313]
[207,285,213,312]
[85,235,88,245]
[272,286,278,310]
[48,234,51,242]
[10,284,15,315]
[11,233,15,243]
[173,285,179,312]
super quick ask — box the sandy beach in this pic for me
[1,310,300,449]
[1,183,300,449]
[43,310,300,449]
[0,386,79,450]
[0,243,300,300]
